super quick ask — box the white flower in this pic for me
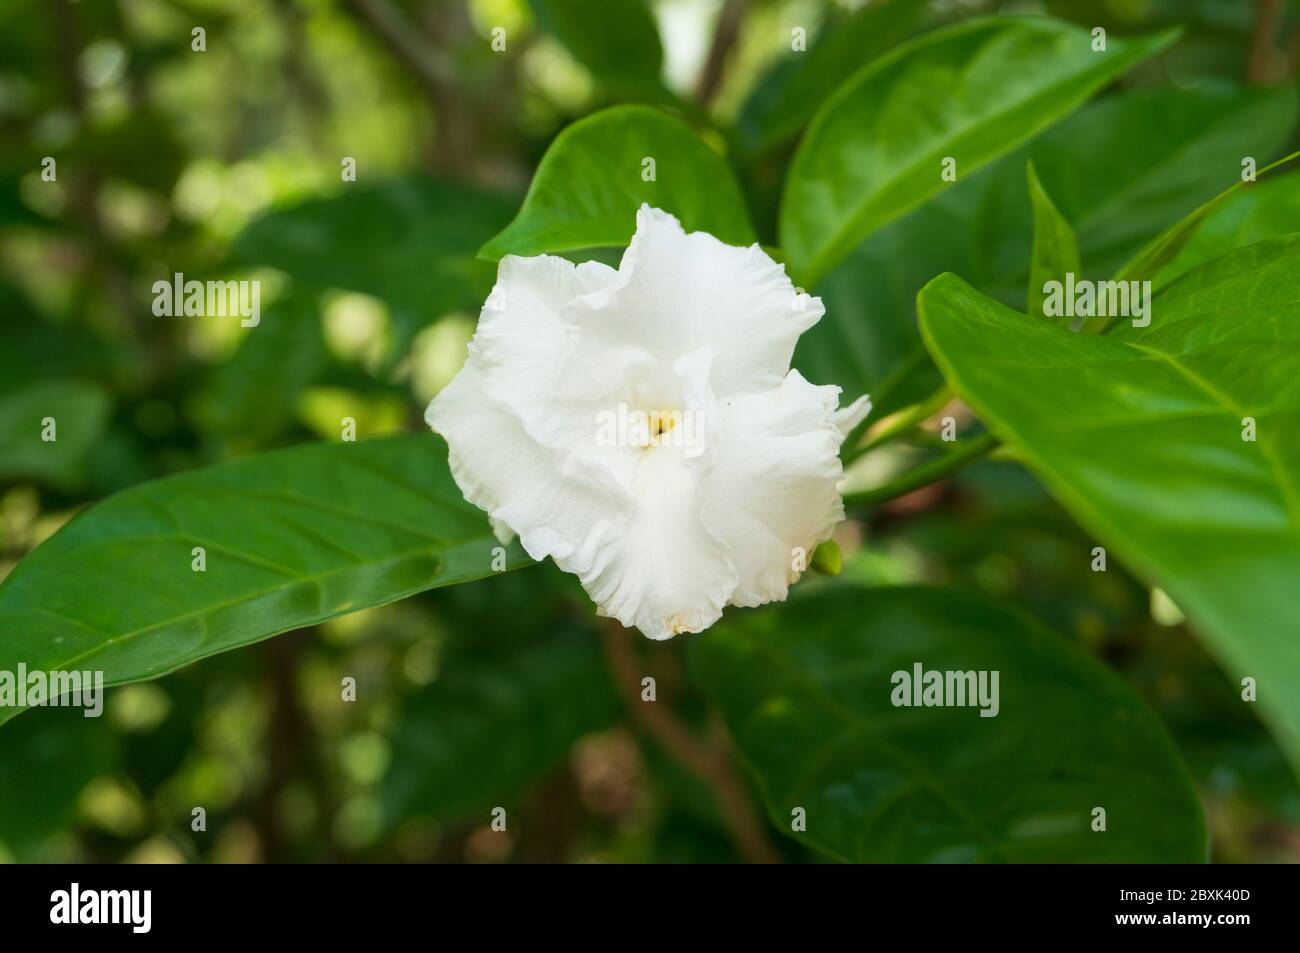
[427,206,869,639]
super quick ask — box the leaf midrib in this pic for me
[1124,340,1300,536]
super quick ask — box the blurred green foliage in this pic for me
[1,0,1299,863]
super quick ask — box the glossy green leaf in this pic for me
[794,81,1296,414]
[479,105,754,260]
[527,0,663,90]
[692,585,1205,862]
[1146,167,1300,291]
[1026,160,1080,324]
[0,379,110,488]
[780,17,1177,286]
[1114,150,1300,287]
[736,0,925,154]
[919,242,1300,773]
[1017,84,1295,281]
[0,435,531,725]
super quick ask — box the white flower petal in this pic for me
[427,206,869,640]
[698,371,848,608]
[832,394,873,442]
[473,253,618,413]
[581,444,736,640]
[565,206,823,397]
[473,253,633,477]
[426,362,629,572]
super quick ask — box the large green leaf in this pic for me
[0,435,530,725]
[1148,170,1300,291]
[779,17,1177,286]
[1019,84,1295,281]
[527,0,662,91]
[0,379,110,488]
[692,585,1205,862]
[794,81,1296,413]
[479,105,754,260]
[918,241,1300,773]
[736,0,926,155]
[1114,151,1300,288]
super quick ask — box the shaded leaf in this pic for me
[527,0,663,91]
[692,585,1205,862]
[0,379,110,488]
[737,0,926,154]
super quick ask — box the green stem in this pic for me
[843,432,999,508]
[837,347,931,459]
[844,384,952,465]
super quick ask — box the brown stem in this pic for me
[50,0,99,240]
[49,0,140,339]
[342,0,478,177]
[256,630,340,862]
[695,0,747,104]
[1249,0,1285,85]
[275,0,330,126]
[599,620,781,864]
[50,0,87,113]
